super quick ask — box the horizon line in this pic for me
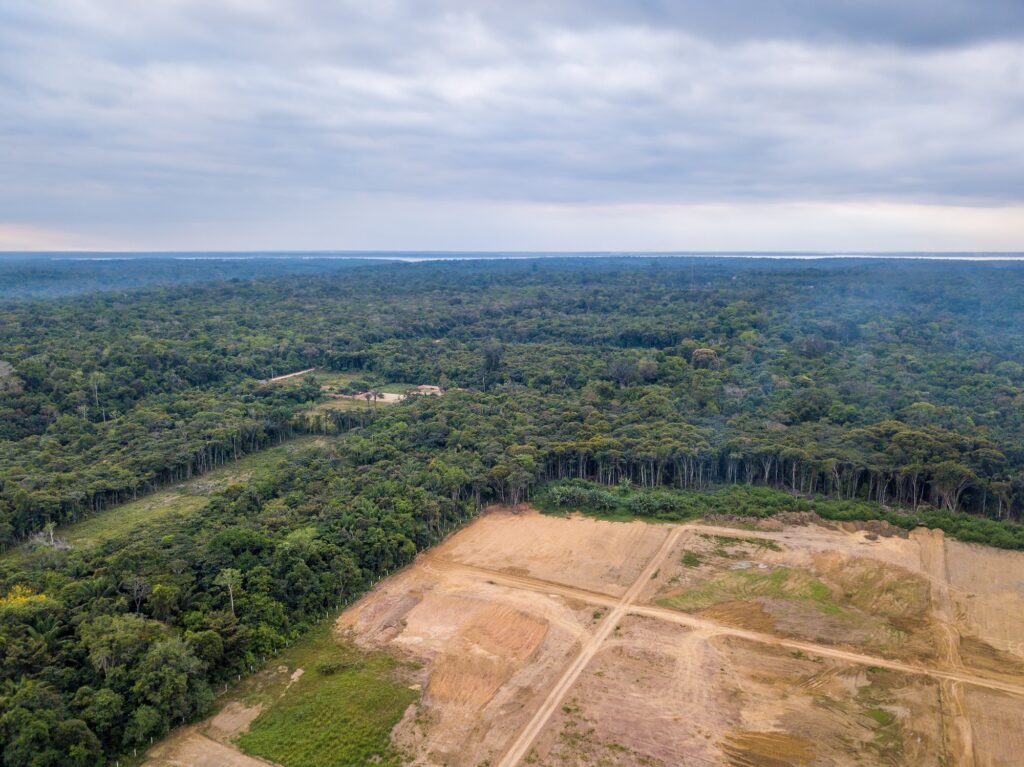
[3,249,1024,261]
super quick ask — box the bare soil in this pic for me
[144,725,276,767]
[147,508,1024,767]
[435,508,668,597]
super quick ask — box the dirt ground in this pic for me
[532,617,943,767]
[144,724,273,767]
[334,511,660,766]
[432,510,668,596]
[147,508,1024,767]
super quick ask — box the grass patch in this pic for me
[306,397,384,413]
[699,533,782,552]
[237,621,417,767]
[266,370,360,390]
[681,551,702,568]
[377,383,415,394]
[864,708,895,727]
[657,567,844,616]
[857,678,904,760]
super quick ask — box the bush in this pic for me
[316,659,358,675]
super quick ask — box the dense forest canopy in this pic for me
[1,255,1023,764]
[2,257,1023,542]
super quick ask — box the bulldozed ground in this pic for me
[148,508,1024,767]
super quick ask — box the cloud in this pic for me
[0,1,1022,249]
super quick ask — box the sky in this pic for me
[1,1,1023,252]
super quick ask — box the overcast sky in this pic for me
[1,1,1022,252]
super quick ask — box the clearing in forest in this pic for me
[1,436,328,565]
[148,508,1024,767]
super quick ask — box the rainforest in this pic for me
[1,255,1023,764]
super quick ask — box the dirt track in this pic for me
[495,527,683,767]
[149,508,1024,766]
[144,726,276,767]
[428,554,1024,700]
[262,368,315,383]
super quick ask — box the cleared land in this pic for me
[148,508,1024,767]
[267,369,443,414]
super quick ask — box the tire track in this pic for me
[915,527,976,767]
[421,555,621,608]
[426,552,1024,701]
[494,526,683,767]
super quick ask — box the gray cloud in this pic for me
[0,1,1022,249]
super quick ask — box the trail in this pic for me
[420,555,621,607]
[262,367,315,383]
[494,526,683,767]
[427,555,1024,702]
[630,606,1024,699]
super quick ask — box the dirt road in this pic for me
[420,555,621,608]
[144,726,277,767]
[430,554,1024,702]
[495,526,684,767]
[916,527,976,766]
[263,368,315,383]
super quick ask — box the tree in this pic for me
[215,568,243,618]
[147,583,181,622]
[79,613,165,677]
[0,680,101,767]
[131,638,211,724]
[121,576,151,614]
[691,348,720,370]
[607,357,638,388]
[932,461,977,512]
[73,686,124,743]
[482,343,504,389]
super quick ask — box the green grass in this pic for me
[658,566,844,616]
[377,383,416,394]
[2,436,327,563]
[699,533,782,552]
[681,551,702,568]
[857,677,904,760]
[306,397,380,413]
[236,621,417,767]
[266,369,360,389]
[864,708,896,727]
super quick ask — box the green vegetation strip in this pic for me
[537,480,1024,551]
[657,567,843,616]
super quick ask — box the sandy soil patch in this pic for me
[945,538,1024,663]
[144,726,277,767]
[528,616,943,766]
[435,507,669,596]
[205,701,264,743]
[337,537,598,767]
[963,688,1024,767]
